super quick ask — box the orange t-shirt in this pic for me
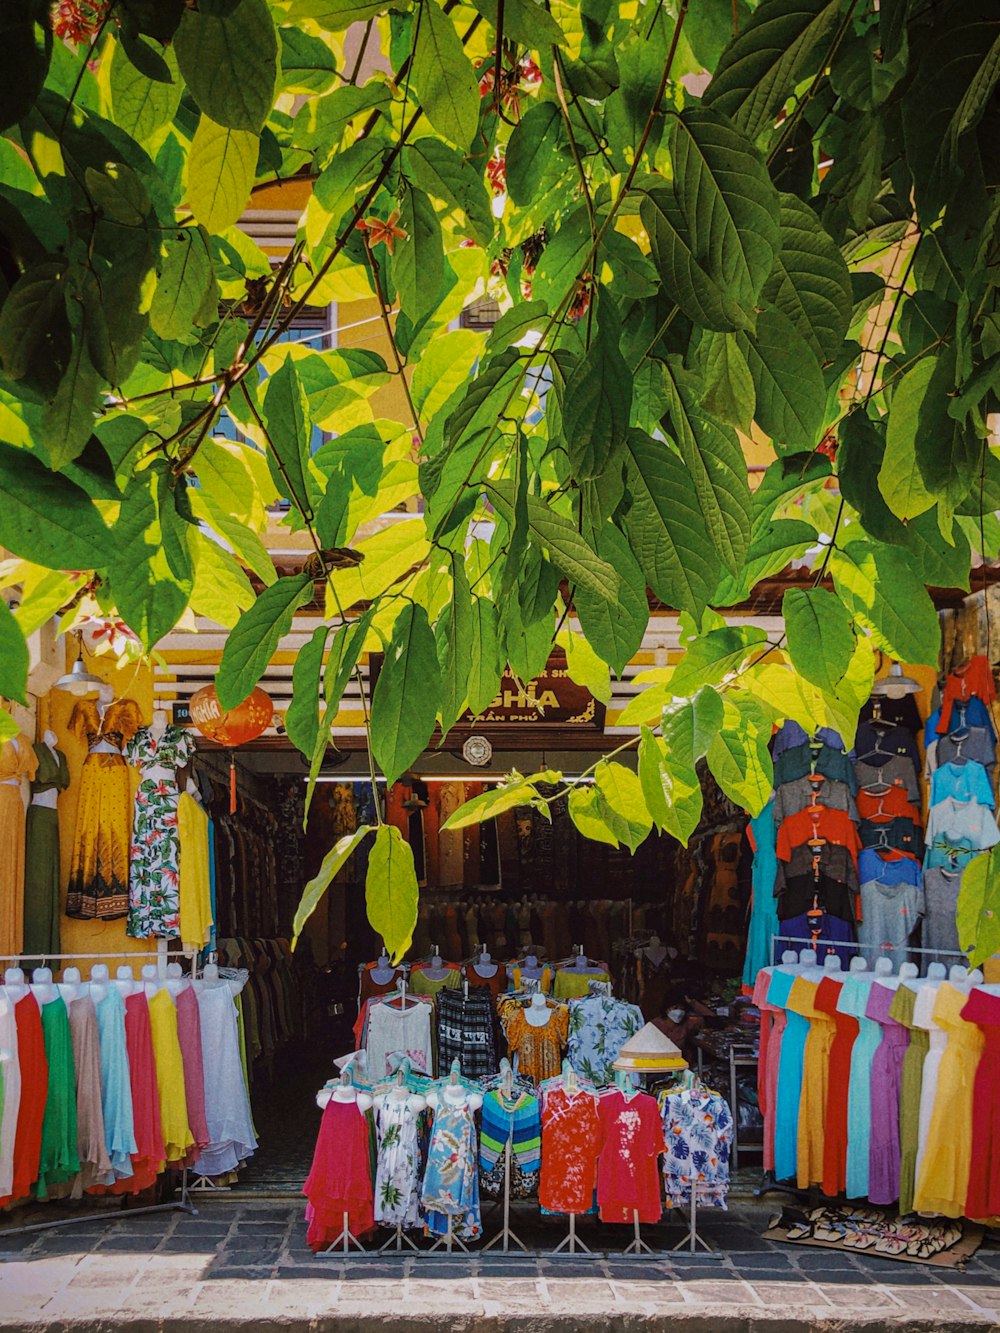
[856,785,922,826]
[939,655,996,732]
[775,807,862,865]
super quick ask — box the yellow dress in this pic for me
[0,732,39,954]
[147,988,194,1164]
[913,982,984,1217]
[178,793,212,953]
[66,698,141,919]
[789,977,834,1189]
[503,1003,569,1083]
[553,969,611,1000]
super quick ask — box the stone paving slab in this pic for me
[0,1199,998,1330]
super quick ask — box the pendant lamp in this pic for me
[872,661,920,698]
[54,634,103,697]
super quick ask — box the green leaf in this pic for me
[573,523,648,676]
[406,137,494,247]
[187,116,258,232]
[149,226,217,341]
[737,306,826,452]
[410,0,480,150]
[305,138,385,255]
[262,355,313,517]
[901,510,972,592]
[560,328,631,482]
[567,785,620,848]
[505,102,570,206]
[640,108,780,332]
[486,299,549,355]
[467,0,565,46]
[830,540,941,667]
[591,759,653,853]
[559,625,611,704]
[174,0,278,132]
[485,484,620,604]
[39,310,101,471]
[957,846,1000,968]
[293,825,375,948]
[670,625,770,696]
[286,624,329,758]
[0,442,111,569]
[371,603,441,786]
[696,331,756,432]
[706,695,773,817]
[217,574,313,710]
[188,532,255,628]
[621,430,716,618]
[279,25,338,94]
[662,359,751,575]
[783,586,855,693]
[761,193,852,364]
[392,188,445,327]
[638,720,703,846]
[411,328,484,423]
[436,555,473,735]
[531,205,591,311]
[0,597,28,703]
[0,261,71,400]
[878,355,939,520]
[366,823,419,964]
[468,595,502,715]
[703,0,841,142]
[442,772,560,830]
[108,470,192,650]
[108,36,182,141]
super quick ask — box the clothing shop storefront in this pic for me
[3,581,1000,1269]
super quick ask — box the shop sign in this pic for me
[458,651,604,728]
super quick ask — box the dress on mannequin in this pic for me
[0,731,38,954]
[125,721,196,938]
[66,695,141,919]
[23,736,69,956]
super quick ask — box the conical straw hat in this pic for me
[613,1021,687,1071]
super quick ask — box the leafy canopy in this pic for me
[2,0,999,958]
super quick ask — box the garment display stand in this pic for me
[320,1211,366,1255]
[670,1179,723,1257]
[427,1213,471,1253]
[380,1221,421,1253]
[482,1134,528,1253]
[622,1209,655,1256]
[0,945,196,1239]
[550,1212,590,1254]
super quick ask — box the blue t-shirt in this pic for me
[773,722,851,758]
[929,760,995,809]
[926,698,997,747]
[857,847,921,887]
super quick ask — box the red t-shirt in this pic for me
[938,655,996,732]
[775,807,862,865]
[540,1087,602,1213]
[857,785,922,826]
[596,1090,666,1223]
[0,994,48,1204]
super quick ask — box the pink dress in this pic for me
[176,987,209,1151]
[753,967,783,1173]
[596,1090,666,1223]
[304,1098,374,1251]
[866,982,909,1205]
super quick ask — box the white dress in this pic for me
[0,990,21,1197]
[193,986,258,1176]
[374,1095,424,1228]
[366,1002,433,1080]
[913,982,945,1182]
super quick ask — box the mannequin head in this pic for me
[97,682,114,706]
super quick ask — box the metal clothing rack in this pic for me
[0,945,198,1238]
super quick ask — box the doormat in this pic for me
[764,1205,984,1268]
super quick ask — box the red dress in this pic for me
[596,1090,666,1223]
[815,975,857,1197]
[303,1097,374,1250]
[0,994,47,1203]
[539,1087,602,1213]
[119,992,164,1192]
[961,987,1000,1219]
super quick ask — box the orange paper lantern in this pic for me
[189,684,274,746]
[189,685,273,810]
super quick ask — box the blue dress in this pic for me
[421,1101,481,1240]
[838,974,880,1197]
[743,801,780,990]
[95,988,137,1179]
[770,968,807,1182]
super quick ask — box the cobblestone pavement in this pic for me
[1,1198,999,1330]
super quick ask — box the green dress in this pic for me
[23,744,70,956]
[36,997,79,1199]
[890,982,926,1216]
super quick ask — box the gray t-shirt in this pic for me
[772,778,859,825]
[926,728,996,778]
[921,866,964,969]
[855,755,919,804]
[857,879,923,966]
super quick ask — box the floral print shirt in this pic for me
[658,1085,733,1209]
[566,994,644,1086]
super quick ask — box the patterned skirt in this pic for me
[66,754,131,920]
